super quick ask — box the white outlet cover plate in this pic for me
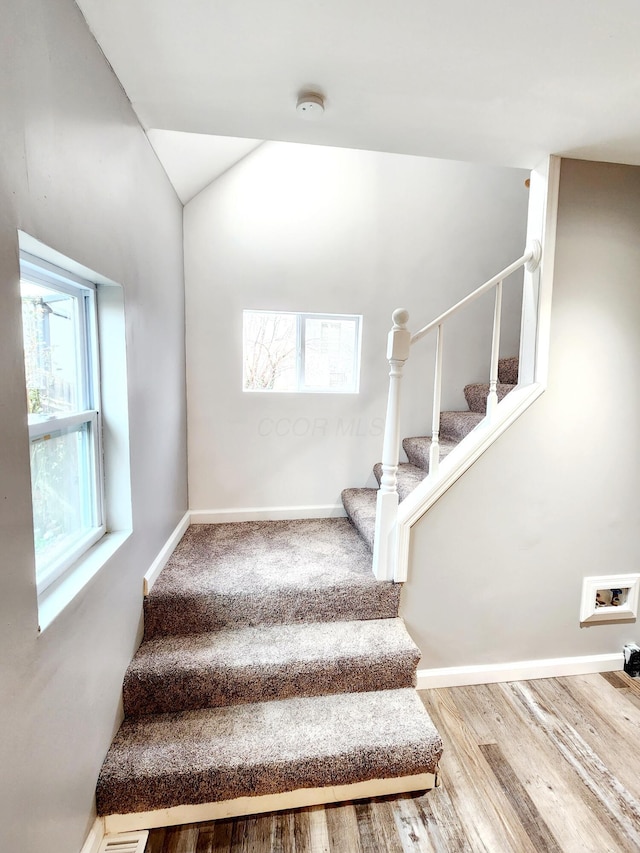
[580,573,640,624]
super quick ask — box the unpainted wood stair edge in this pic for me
[103,772,438,835]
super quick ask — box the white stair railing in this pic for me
[372,240,542,581]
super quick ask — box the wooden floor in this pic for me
[143,671,640,852]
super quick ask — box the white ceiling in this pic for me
[75,0,640,198]
[146,131,262,203]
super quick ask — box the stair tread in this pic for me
[97,688,443,816]
[464,381,516,392]
[144,519,399,637]
[373,462,427,501]
[124,618,420,715]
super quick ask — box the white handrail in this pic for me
[372,240,541,581]
[410,243,540,346]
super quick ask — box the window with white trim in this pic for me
[20,253,105,593]
[243,311,362,393]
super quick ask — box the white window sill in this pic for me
[37,530,132,633]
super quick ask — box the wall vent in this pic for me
[98,832,149,853]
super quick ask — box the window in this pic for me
[20,253,105,593]
[243,311,361,393]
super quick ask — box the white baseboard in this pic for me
[416,652,624,690]
[190,504,347,524]
[103,772,436,834]
[79,818,104,853]
[143,511,191,596]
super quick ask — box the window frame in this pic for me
[20,251,105,594]
[243,310,362,394]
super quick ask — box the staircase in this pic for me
[96,518,443,829]
[96,359,519,831]
[94,223,547,834]
[342,356,519,547]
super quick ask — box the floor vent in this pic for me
[98,832,149,853]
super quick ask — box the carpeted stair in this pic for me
[96,519,443,818]
[123,618,420,716]
[95,361,517,820]
[342,357,518,548]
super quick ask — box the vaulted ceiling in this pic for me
[74,0,640,201]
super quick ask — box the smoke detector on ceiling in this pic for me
[296,92,325,120]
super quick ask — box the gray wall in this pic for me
[402,158,640,668]
[184,141,528,512]
[0,1,187,852]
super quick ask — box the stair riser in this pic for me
[498,356,519,385]
[402,437,458,473]
[402,442,430,471]
[97,488,446,818]
[103,772,439,833]
[143,587,401,640]
[464,382,514,414]
[123,652,419,716]
[439,411,483,442]
[97,747,436,817]
[346,515,374,552]
[373,463,427,502]
[96,711,440,817]
[341,489,376,552]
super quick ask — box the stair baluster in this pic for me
[486,280,503,418]
[428,324,444,476]
[372,309,411,581]
[369,241,541,582]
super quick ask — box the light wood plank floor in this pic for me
[143,672,640,852]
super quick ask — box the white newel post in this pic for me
[373,309,411,582]
[519,238,543,385]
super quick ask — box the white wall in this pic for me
[184,142,528,512]
[0,2,187,852]
[402,158,640,668]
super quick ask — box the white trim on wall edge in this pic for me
[143,512,191,595]
[393,156,561,584]
[190,504,347,524]
[103,772,437,834]
[79,817,105,853]
[394,381,545,584]
[416,651,623,690]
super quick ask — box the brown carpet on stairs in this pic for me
[96,518,443,817]
[340,488,377,551]
[98,356,519,817]
[498,355,519,385]
[97,688,442,815]
[464,381,515,414]
[373,461,427,500]
[144,519,400,639]
[124,617,420,715]
[342,356,519,550]
[402,436,458,472]
[437,410,484,442]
